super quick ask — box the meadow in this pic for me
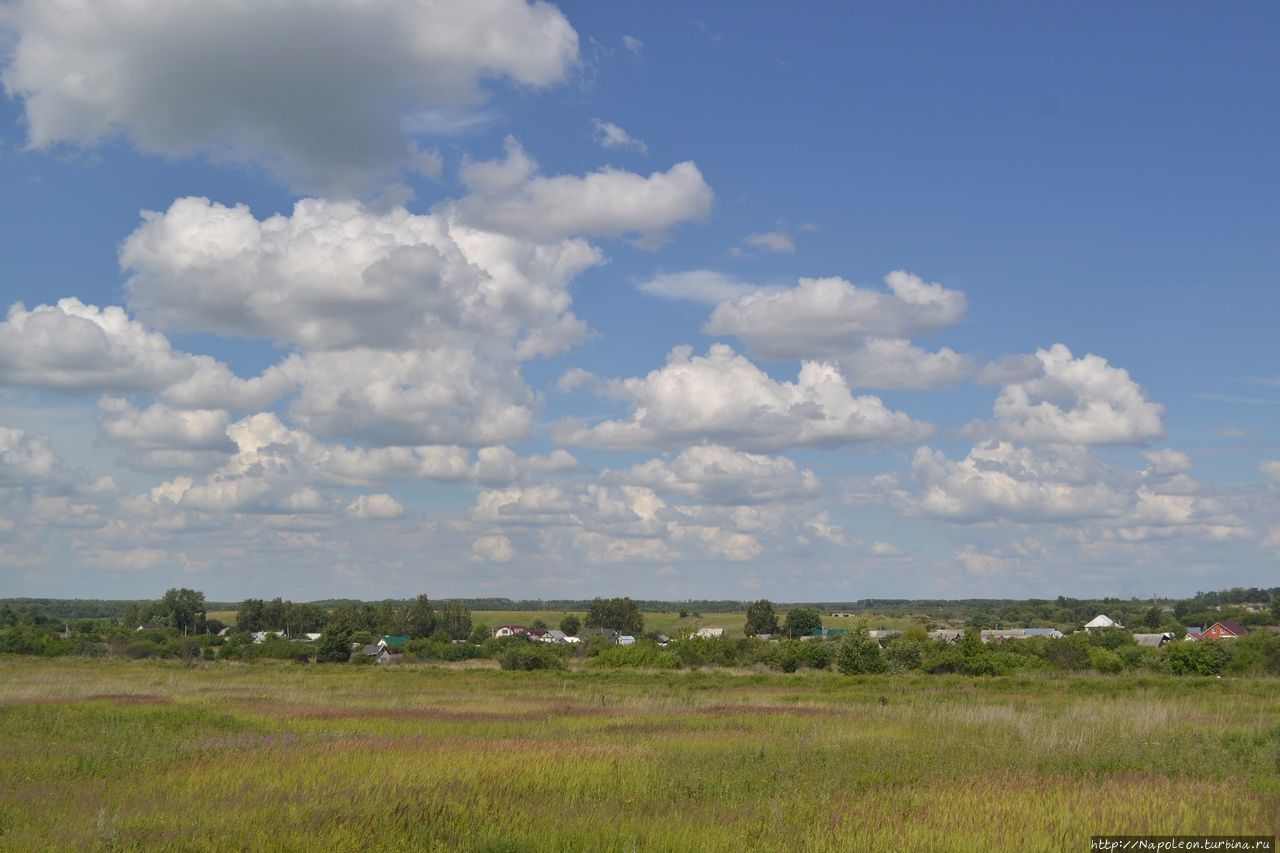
[205,608,927,638]
[0,657,1276,851]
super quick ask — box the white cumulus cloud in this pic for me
[553,344,930,451]
[986,344,1165,445]
[1,0,579,194]
[704,271,967,360]
[456,137,712,242]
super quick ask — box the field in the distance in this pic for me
[1,658,1276,852]
[207,609,929,637]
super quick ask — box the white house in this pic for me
[1084,615,1123,632]
[493,624,527,638]
[694,627,724,639]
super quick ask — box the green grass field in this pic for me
[1,657,1276,851]
[208,609,931,638]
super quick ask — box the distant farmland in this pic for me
[1,658,1276,851]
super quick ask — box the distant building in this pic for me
[1084,615,1123,632]
[1133,632,1174,648]
[378,635,408,649]
[1200,621,1248,640]
[493,625,527,638]
[694,627,724,639]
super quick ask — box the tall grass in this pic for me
[0,658,1276,851]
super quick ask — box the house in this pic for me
[1021,628,1065,639]
[135,621,165,631]
[302,633,322,642]
[928,629,964,643]
[1134,632,1174,647]
[808,627,847,640]
[359,643,381,657]
[538,629,567,643]
[1084,615,1123,632]
[378,635,408,650]
[251,630,285,644]
[526,628,549,641]
[617,635,636,645]
[694,627,724,639]
[582,628,619,641]
[562,635,582,644]
[1184,626,1203,640]
[376,649,401,665]
[1200,621,1248,640]
[981,629,1026,642]
[493,625,527,638]
[868,630,901,642]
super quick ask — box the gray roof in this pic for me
[1134,633,1171,647]
[361,644,381,655]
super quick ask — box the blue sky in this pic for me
[0,1,1276,601]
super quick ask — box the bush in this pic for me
[884,637,924,672]
[1087,646,1123,673]
[836,631,887,675]
[589,641,680,670]
[801,641,834,671]
[1043,637,1090,671]
[499,643,565,671]
[1164,640,1231,676]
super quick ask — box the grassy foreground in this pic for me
[1,658,1276,851]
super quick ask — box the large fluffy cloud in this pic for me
[97,398,232,451]
[0,426,60,485]
[704,271,966,360]
[121,195,599,353]
[838,338,975,390]
[1,0,579,194]
[119,195,609,446]
[455,137,712,242]
[617,445,821,505]
[909,441,1130,523]
[0,298,283,408]
[554,344,931,451]
[986,344,1165,445]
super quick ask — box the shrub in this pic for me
[1164,640,1231,676]
[589,641,680,670]
[1087,646,1123,674]
[884,637,924,672]
[799,641,834,671]
[837,631,887,675]
[499,643,565,671]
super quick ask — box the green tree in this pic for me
[559,614,581,636]
[316,630,352,663]
[783,607,822,638]
[236,599,266,632]
[1144,606,1163,630]
[744,599,780,636]
[585,598,644,634]
[159,588,206,634]
[1271,596,1280,623]
[438,602,472,641]
[404,595,438,638]
[262,598,285,630]
[836,629,887,674]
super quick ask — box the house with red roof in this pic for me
[1199,621,1248,639]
